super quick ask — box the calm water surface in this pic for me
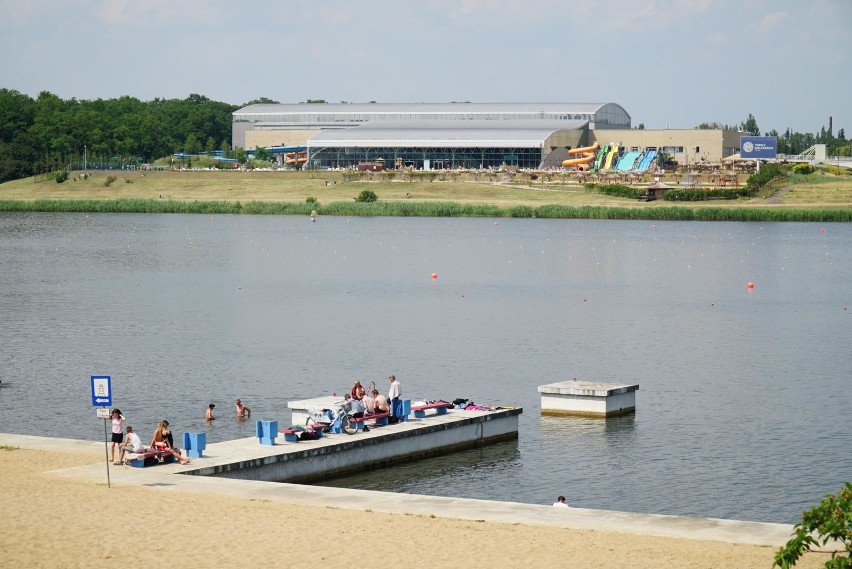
[1,212,849,523]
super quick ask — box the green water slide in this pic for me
[593,145,609,171]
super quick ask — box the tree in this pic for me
[205,136,216,154]
[184,133,201,155]
[242,97,280,106]
[774,482,851,568]
[254,146,271,161]
[220,139,231,158]
[741,113,760,135]
[304,99,327,104]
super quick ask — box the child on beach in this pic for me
[109,409,126,465]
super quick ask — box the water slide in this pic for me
[593,145,609,171]
[285,151,308,164]
[562,142,600,170]
[616,151,642,171]
[637,149,658,172]
[602,144,620,170]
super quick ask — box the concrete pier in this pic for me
[538,380,638,417]
[187,406,521,483]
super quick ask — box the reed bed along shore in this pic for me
[1,198,851,222]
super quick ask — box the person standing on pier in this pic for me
[388,375,402,420]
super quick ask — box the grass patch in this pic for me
[0,169,850,221]
[1,198,849,222]
[0,445,19,451]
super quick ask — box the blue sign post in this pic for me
[91,375,113,487]
[90,375,112,407]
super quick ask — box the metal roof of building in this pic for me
[235,102,614,116]
[307,120,587,148]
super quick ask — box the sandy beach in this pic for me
[0,445,832,569]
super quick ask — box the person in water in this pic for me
[205,403,215,421]
[235,399,251,419]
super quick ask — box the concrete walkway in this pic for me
[1,433,795,546]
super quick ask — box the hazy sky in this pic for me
[1,0,849,134]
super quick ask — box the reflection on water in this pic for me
[312,440,523,496]
[1,213,850,523]
[539,414,636,447]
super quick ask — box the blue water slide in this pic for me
[637,150,658,172]
[616,151,642,171]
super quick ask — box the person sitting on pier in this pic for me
[351,380,366,400]
[342,393,366,419]
[553,496,569,508]
[372,390,390,414]
[150,421,190,465]
[362,390,375,414]
[118,425,145,464]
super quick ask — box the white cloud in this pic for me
[744,10,792,38]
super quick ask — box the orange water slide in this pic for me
[562,142,600,170]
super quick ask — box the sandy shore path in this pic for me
[0,443,831,569]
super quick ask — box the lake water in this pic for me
[1,212,849,523]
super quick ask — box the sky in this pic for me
[1,0,849,135]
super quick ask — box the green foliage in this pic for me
[342,171,366,182]
[774,482,851,569]
[54,170,68,183]
[791,163,816,175]
[741,113,760,136]
[588,183,644,199]
[305,196,318,204]
[254,147,271,161]
[380,171,396,182]
[662,188,740,201]
[104,175,117,187]
[2,198,850,222]
[747,162,790,192]
[354,189,378,202]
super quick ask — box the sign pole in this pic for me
[91,375,114,489]
[103,417,111,488]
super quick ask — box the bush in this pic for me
[592,183,644,199]
[354,189,378,203]
[774,482,851,568]
[746,162,789,192]
[791,163,816,175]
[104,175,117,187]
[305,196,317,204]
[55,171,68,183]
[663,188,739,201]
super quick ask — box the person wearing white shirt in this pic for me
[553,495,569,508]
[119,426,145,464]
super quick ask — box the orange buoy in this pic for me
[431,273,438,279]
[747,282,754,289]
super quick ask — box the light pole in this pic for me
[84,145,87,173]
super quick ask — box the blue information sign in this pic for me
[90,375,112,407]
[740,136,777,159]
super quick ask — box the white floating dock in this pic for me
[538,380,638,417]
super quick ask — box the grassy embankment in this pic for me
[1,169,851,221]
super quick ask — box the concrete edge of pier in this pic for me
[0,432,796,547]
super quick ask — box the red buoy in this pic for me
[747,282,754,289]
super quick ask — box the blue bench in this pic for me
[412,402,453,418]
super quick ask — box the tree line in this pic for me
[1,88,849,184]
[0,89,239,183]
[698,113,850,157]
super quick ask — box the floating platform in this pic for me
[184,401,521,483]
[538,380,638,417]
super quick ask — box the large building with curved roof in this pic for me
[232,102,631,169]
